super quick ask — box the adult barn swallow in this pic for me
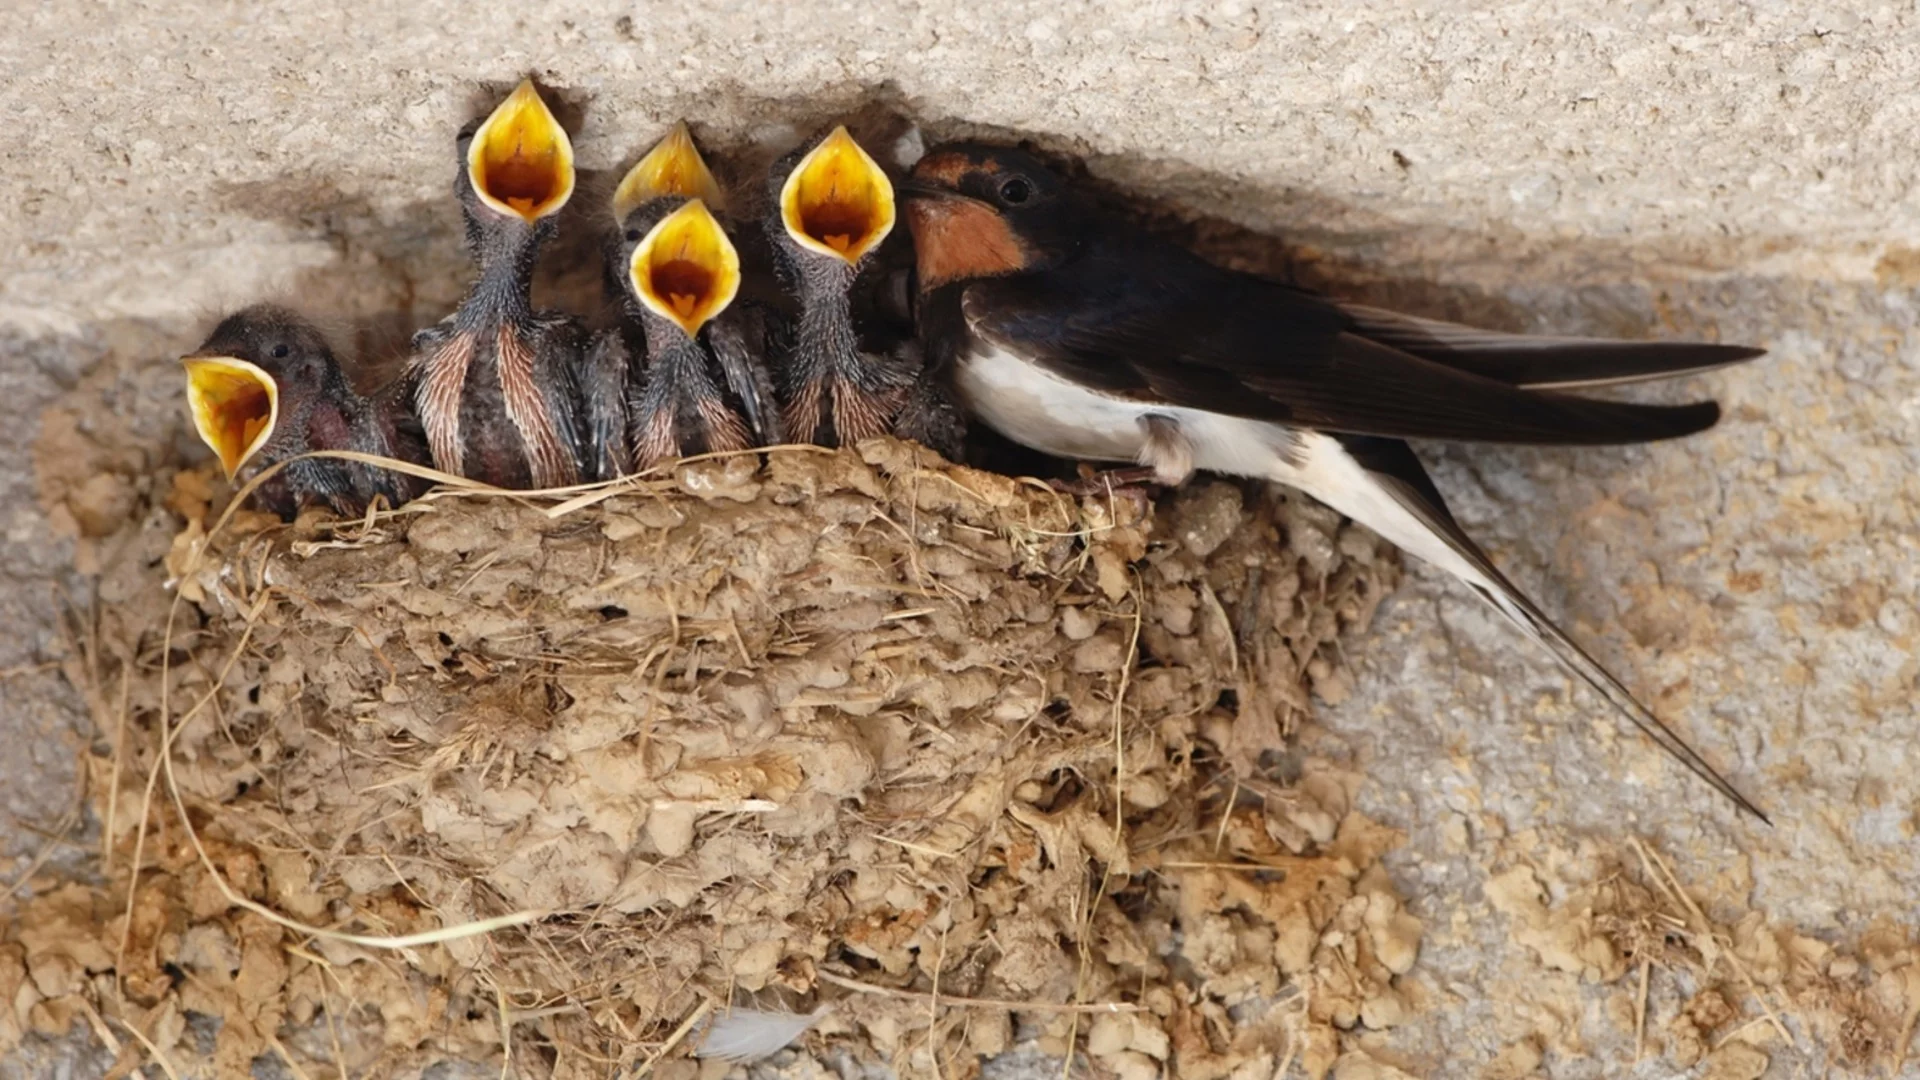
[183,305,429,519]
[410,80,588,490]
[764,126,915,446]
[902,143,1768,820]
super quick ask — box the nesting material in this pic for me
[1478,838,1920,1077]
[15,439,1423,1079]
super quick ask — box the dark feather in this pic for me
[1335,434,1767,822]
[707,304,787,446]
[579,330,635,481]
[963,239,1728,445]
[1337,303,1764,389]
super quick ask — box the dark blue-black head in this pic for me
[900,142,1087,291]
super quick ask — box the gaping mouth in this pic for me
[467,79,575,222]
[629,200,741,337]
[779,126,895,264]
[612,122,725,223]
[183,357,279,478]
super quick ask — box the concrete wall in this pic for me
[5,2,1918,1075]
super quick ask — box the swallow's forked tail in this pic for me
[1460,565,1769,823]
[1277,431,1768,822]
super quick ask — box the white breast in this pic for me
[952,343,1302,482]
[953,344,1152,462]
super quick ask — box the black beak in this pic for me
[894,179,958,201]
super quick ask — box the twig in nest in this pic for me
[1212,779,1240,854]
[265,1032,316,1080]
[1158,860,1301,873]
[1272,980,1310,1080]
[543,442,838,517]
[104,662,131,872]
[1891,993,1920,1079]
[496,979,512,1080]
[136,455,548,959]
[1198,580,1238,677]
[629,997,715,1079]
[3,803,82,902]
[1634,958,1651,1062]
[815,970,1138,1014]
[874,834,958,860]
[1111,580,1142,848]
[103,1007,185,1080]
[71,996,127,1072]
[1712,1014,1777,1051]
[1058,573,1145,1080]
[1629,838,1794,1049]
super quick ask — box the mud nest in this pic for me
[12,440,1439,1080]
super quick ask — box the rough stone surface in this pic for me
[4,2,1919,1077]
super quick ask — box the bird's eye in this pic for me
[270,344,290,359]
[625,228,642,242]
[998,177,1033,204]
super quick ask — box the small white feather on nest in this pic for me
[695,1006,830,1063]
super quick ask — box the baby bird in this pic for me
[763,126,915,447]
[183,305,429,519]
[614,195,761,468]
[583,123,782,476]
[410,79,589,489]
[612,121,729,226]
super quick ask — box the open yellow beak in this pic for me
[779,125,895,264]
[183,357,279,479]
[612,122,725,223]
[467,79,575,223]
[629,200,741,337]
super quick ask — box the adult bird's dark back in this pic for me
[183,305,430,519]
[901,142,1770,821]
[410,80,590,490]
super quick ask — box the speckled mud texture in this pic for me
[11,445,1414,1079]
[4,2,1920,1079]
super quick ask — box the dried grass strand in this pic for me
[140,455,547,954]
[1630,838,1794,1050]
[104,1008,185,1080]
[814,970,1139,1014]
[1634,958,1651,1063]
[629,997,715,1079]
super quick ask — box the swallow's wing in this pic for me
[367,369,434,503]
[708,305,786,446]
[579,329,635,481]
[963,243,1727,445]
[1336,303,1764,389]
[1317,433,1765,820]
